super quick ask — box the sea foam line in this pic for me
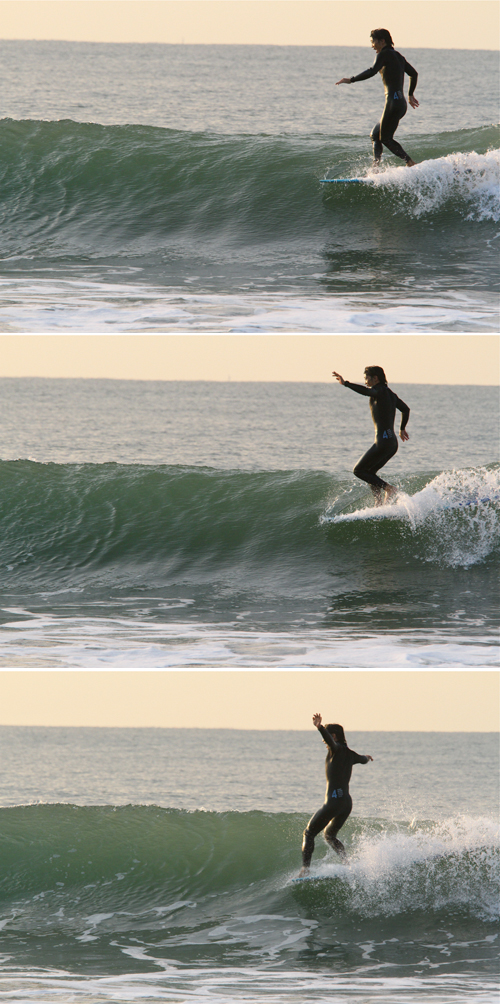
[0,611,497,668]
[0,276,497,332]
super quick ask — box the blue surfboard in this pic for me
[320,178,366,184]
[326,493,500,525]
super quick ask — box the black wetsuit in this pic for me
[350,47,418,163]
[344,381,410,491]
[302,726,369,867]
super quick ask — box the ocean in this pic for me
[1,377,498,668]
[0,41,498,332]
[0,726,497,1003]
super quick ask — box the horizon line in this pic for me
[0,38,498,52]
[0,375,496,387]
[0,723,497,733]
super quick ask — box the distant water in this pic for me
[0,727,497,1004]
[0,378,498,667]
[0,41,498,331]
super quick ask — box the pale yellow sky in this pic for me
[0,671,497,730]
[0,0,497,49]
[0,334,498,384]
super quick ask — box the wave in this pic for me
[0,805,497,934]
[0,119,497,258]
[0,462,498,591]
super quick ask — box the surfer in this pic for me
[335,28,419,167]
[332,366,410,505]
[299,714,373,875]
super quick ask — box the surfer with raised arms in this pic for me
[299,714,373,876]
[332,366,410,506]
[336,28,419,168]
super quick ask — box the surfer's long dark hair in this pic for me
[364,365,387,385]
[370,28,394,48]
[325,723,347,744]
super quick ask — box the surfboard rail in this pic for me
[320,177,365,184]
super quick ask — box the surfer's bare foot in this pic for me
[384,485,398,503]
[298,867,309,877]
[406,159,416,167]
[372,491,383,507]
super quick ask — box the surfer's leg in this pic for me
[371,123,383,166]
[354,443,393,487]
[354,440,398,503]
[324,796,352,861]
[302,804,335,868]
[379,99,414,163]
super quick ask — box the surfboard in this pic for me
[320,177,366,184]
[324,493,500,525]
[292,872,336,883]
[292,864,348,882]
[328,504,399,524]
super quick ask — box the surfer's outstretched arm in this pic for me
[341,379,373,397]
[336,50,384,87]
[332,373,371,394]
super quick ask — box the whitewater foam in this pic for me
[323,467,500,569]
[0,276,497,332]
[347,816,500,922]
[1,610,497,667]
[367,149,500,222]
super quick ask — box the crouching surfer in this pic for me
[299,713,373,876]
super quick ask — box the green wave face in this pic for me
[0,119,498,259]
[0,461,499,591]
[0,461,497,644]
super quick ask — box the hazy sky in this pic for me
[0,671,497,730]
[1,335,498,384]
[0,1,497,49]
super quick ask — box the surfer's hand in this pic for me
[335,78,351,85]
[312,713,322,728]
[332,371,345,384]
[366,755,374,761]
[409,95,419,109]
[400,430,409,442]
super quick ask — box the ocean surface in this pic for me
[0,41,498,331]
[0,726,497,1004]
[1,377,499,668]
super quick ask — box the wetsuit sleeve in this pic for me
[343,380,373,397]
[350,750,369,765]
[317,724,343,753]
[349,51,383,84]
[403,58,418,95]
[394,395,410,431]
